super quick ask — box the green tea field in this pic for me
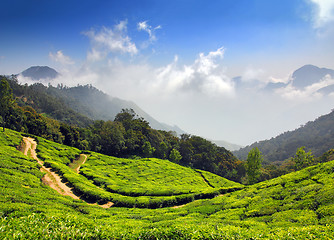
[0,129,333,239]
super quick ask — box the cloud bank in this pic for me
[309,0,334,28]
[18,19,334,145]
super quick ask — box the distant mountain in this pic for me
[48,84,186,134]
[262,65,334,92]
[16,67,186,134]
[8,80,93,128]
[291,64,334,89]
[234,110,334,164]
[212,140,243,151]
[21,66,59,80]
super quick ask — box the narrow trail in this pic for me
[21,137,113,207]
[75,154,87,173]
[22,137,79,199]
[69,154,88,174]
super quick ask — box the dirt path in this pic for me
[171,204,187,209]
[21,137,80,199]
[76,154,87,173]
[70,154,88,173]
[21,137,114,208]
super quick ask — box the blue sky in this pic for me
[1,0,326,72]
[1,0,334,145]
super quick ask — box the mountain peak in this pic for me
[291,64,334,88]
[21,66,59,80]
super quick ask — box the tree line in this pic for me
[0,76,245,182]
[2,76,331,184]
[234,109,334,164]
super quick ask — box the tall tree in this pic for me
[169,148,182,163]
[246,147,263,184]
[157,141,168,159]
[0,78,14,132]
[142,141,155,157]
[292,146,314,170]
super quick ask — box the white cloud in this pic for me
[241,67,265,82]
[87,48,105,62]
[137,21,161,42]
[46,46,233,100]
[84,20,138,61]
[276,74,334,100]
[153,47,234,97]
[49,50,74,65]
[309,0,334,28]
[195,47,224,75]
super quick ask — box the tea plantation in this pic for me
[0,129,333,239]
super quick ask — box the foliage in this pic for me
[235,109,334,164]
[0,129,334,239]
[292,146,315,170]
[0,77,15,131]
[1,76,243,182]
[142,141,155,157]
[37,139,242,207]
[169,148,182,163]
[246,147,263,184]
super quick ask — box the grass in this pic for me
[0,129,333,239]
[34,137,243,207]
[80,152,243,197]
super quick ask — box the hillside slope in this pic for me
[17,67,186,134]
[8,78,93,128]
[0,129,333,238]
[47,84,186,134]
[36,135,243,208]
[234,109,334,163]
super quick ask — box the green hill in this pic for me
[1,76,243,182]
[234,109,334,164]
[11,73,186,134]
[35,133,242,208]
[1,129,333,239]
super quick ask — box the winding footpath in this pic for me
[21,137,113,208]
[22,137,79,199]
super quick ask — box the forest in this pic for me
[1,76,245,182]
[1,76,333,184]
[234,109,334,164]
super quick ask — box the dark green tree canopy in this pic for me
[292,146,314,170]
[246,147,263,184]
[0,78,14,131]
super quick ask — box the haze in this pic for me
[1,0,334,146]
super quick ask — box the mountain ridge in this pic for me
[234,109,334,163]
[18,66,186,135]
[291,64,334,89]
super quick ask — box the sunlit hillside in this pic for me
[1,129,333,239]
